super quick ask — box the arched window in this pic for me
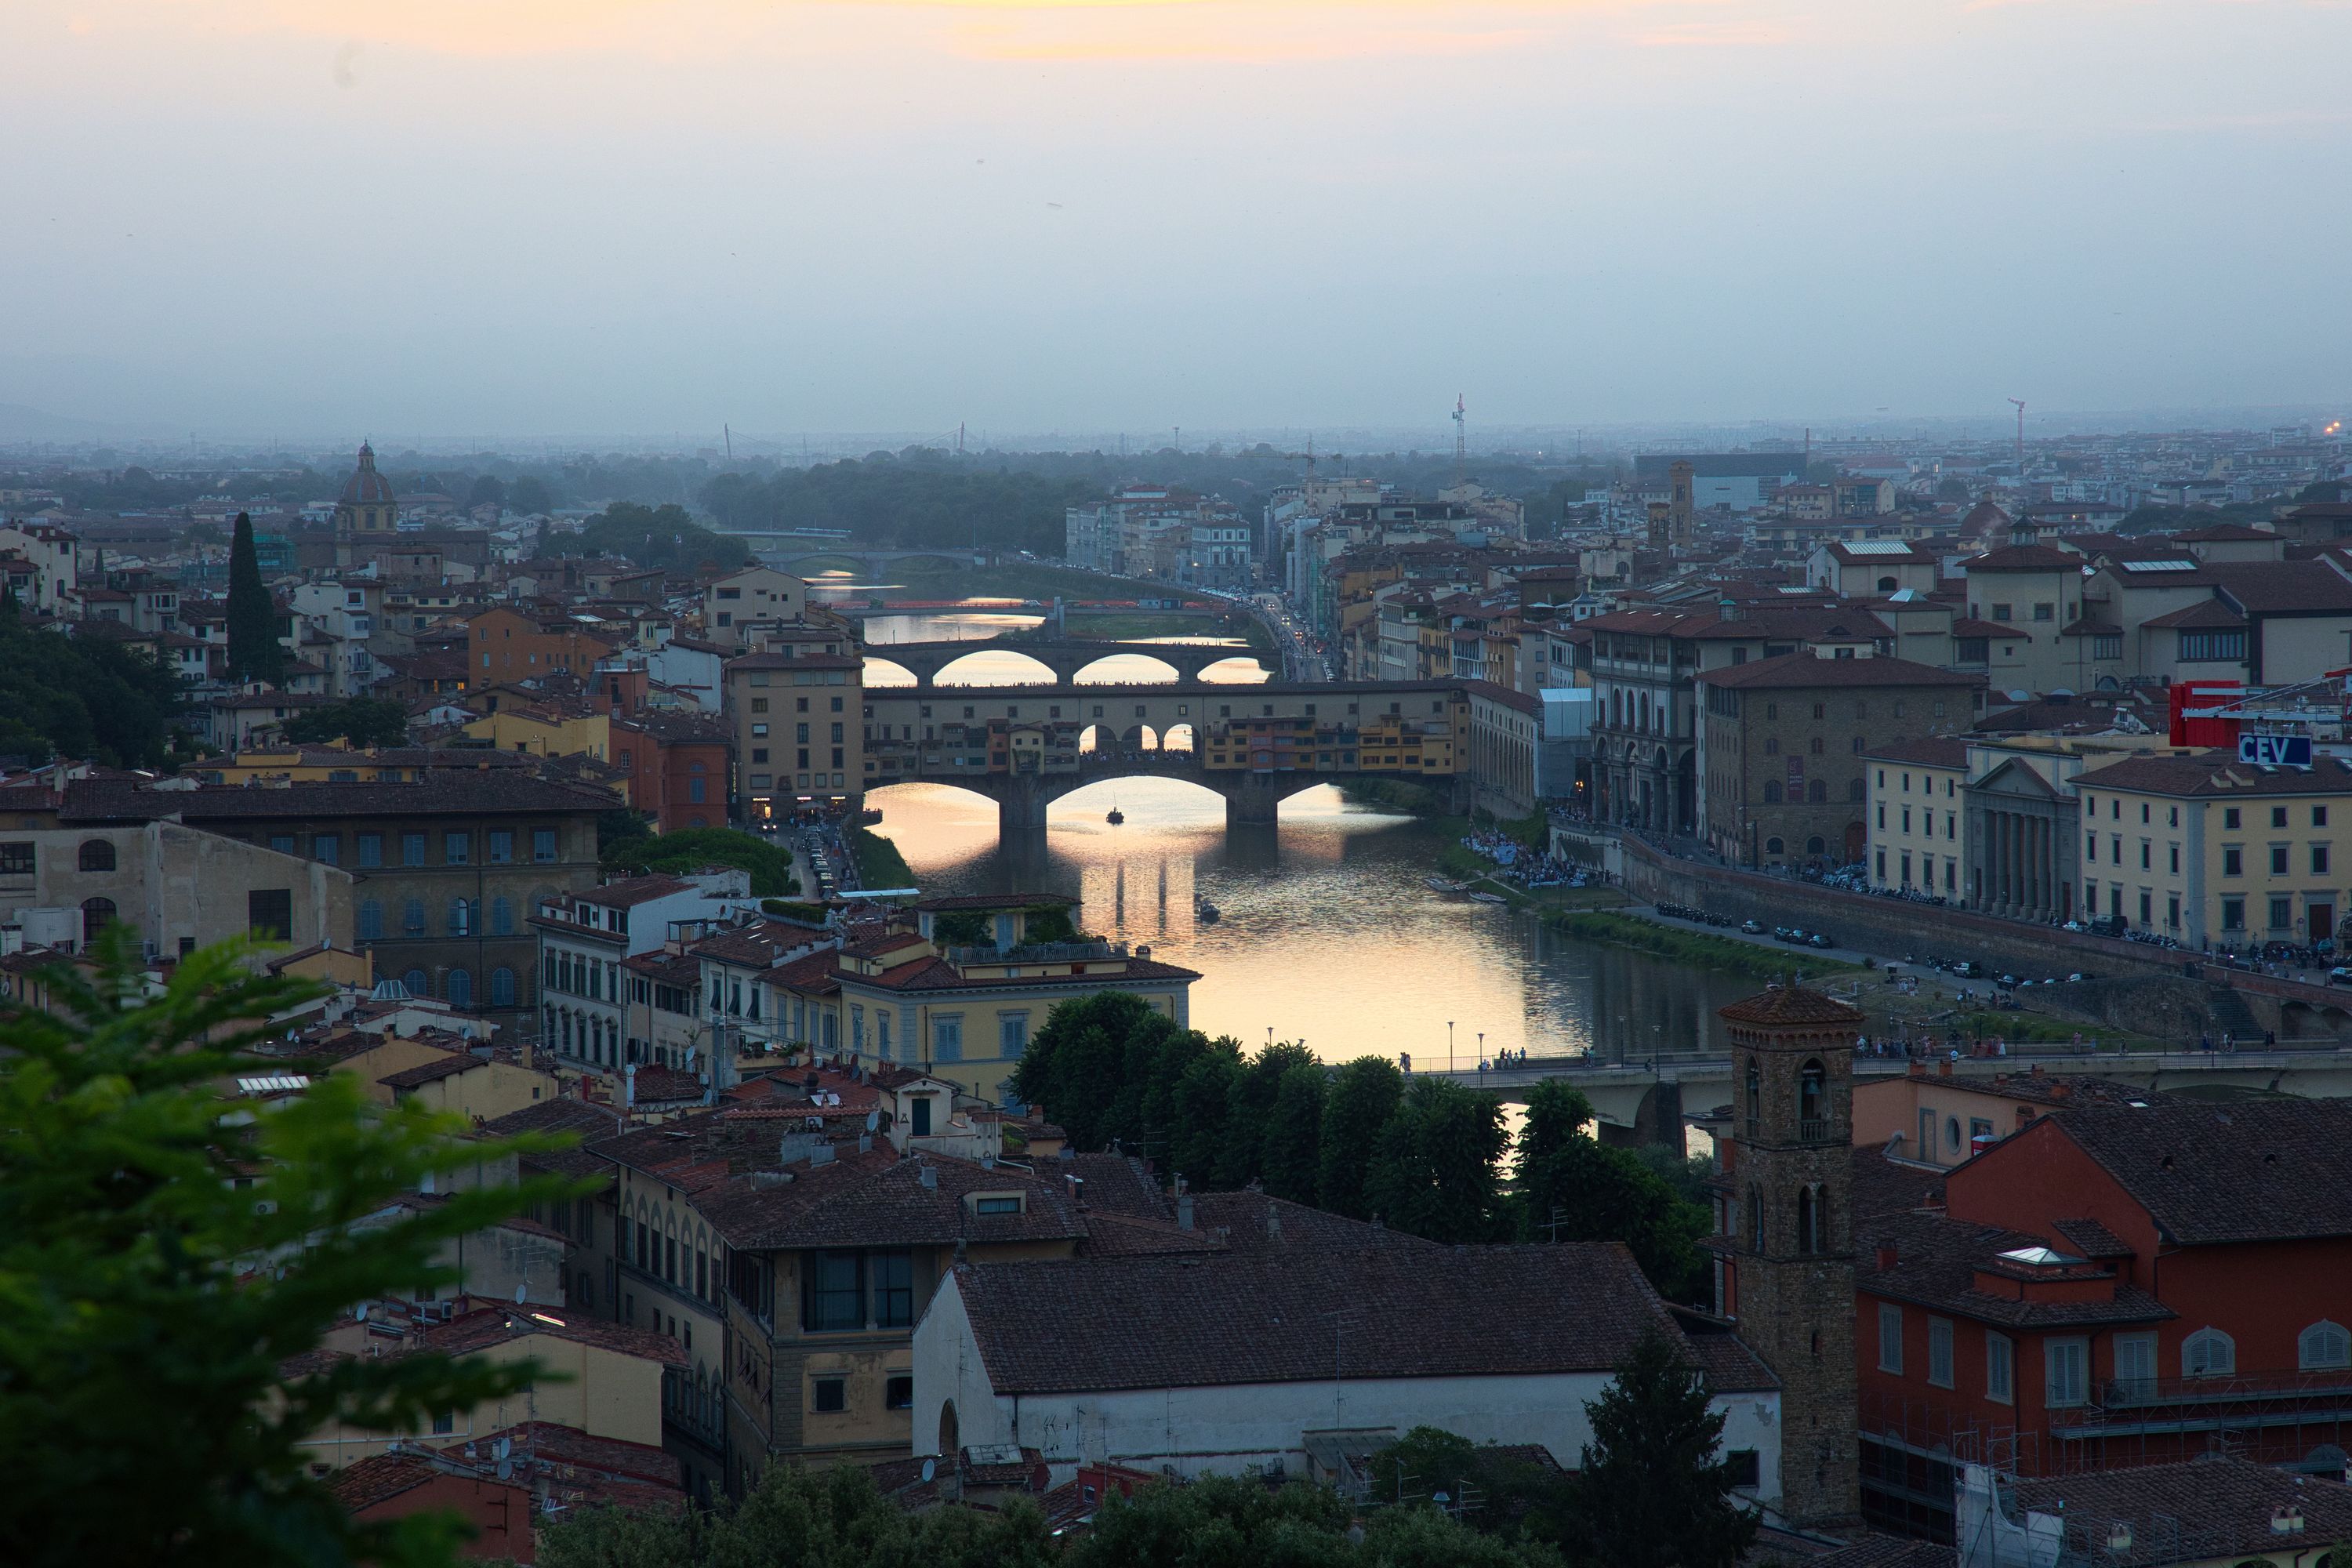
[1747,1188,1766,1254]
[403,898,426,935]
[1806,835,1827,856]
[1763,781,1783,804]
[490,967,517,1007]
[446,968,474,1009]
[446,898,473,937]
[401,968,429,999]
[1798,1060,1827,1137]
[78,840,115,873]
[1849,778,1867,802]
[1796,1187,1822,1254]
[80,896,116,944]
[1765,738,1780,757]
[1744,1058,1761,1120]
[2183,1327,2236,1377]
[1807,779,1827,804]
[357,899,383,940]
[2301,1321,2351,1371]
[1877,575,1898,593]
[1765,837,1784,855]
[490,896,514,936]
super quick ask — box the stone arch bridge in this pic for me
[863,638,1267,688]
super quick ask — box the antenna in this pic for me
[1451,394,1467,490]
[2007,397,2027,474]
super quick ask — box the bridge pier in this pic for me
[1224,775,1287,829]
[996,776,1052,836]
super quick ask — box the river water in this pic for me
[856,609,1751,1068]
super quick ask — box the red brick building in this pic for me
[1849,1098,2352,1539]
[609,711,732,833]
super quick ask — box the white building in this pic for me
[913,1243,1782,1504]
[535,870,754,1073]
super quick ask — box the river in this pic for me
[854,606,1752,1072]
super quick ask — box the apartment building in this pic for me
[702,567,810,650]
[2069,749,2352,946]
[1863,736,1970,898]
[535,872,752,1076]
[724,646,865,815]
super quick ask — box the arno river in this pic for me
[856,608,1752,1069]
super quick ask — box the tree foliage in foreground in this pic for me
[601,826,793,895]
[1069,1472,1563,1568]
[1559,1330,1760,1568]
[0,927,575,1568]
[283,696,412,749]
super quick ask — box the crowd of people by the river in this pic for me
[1457,829,1599,890]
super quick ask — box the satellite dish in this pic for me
[866,1110,880,1132]
[515,1285,527,1304]
[920,1458,936,1484]
[494,1436,511,1460]
[495,1459,514,1481]
[354,1302,368,1322]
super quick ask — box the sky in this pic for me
[5,0,2349,444]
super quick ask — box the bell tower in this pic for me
[332,441,397,569]
[1717,983,1861,1528]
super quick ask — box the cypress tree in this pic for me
[1563,1330,1761,1568]
[224,511,282,686]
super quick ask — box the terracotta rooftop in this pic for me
[1717,986,1866,1026]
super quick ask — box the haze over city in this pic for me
[6,0,2349,442]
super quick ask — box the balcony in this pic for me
[1799,1117,1830,1144]
[2047,1367,2352,1439]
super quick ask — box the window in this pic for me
[2225,808,2241,830]
[2178,629,2247,662]
[490,896,514,936]
[1000,1014,1029,1058]
[403,897,426,935]
[489,829,514,863]
[2045,1339,2088,1408]
[1877,1304,1903,1374]
[2222,897,2245,932]
[314,834,340,866]
[2272,845,2291,876]
[401,833,426,867]
[447,898,474,937]
[358,899,384,940]
[873,1250,914,1327]
[2318,806,2332,828]
[2183,1327,2235,1377]
[2272,896,2295,930]
[975,1196,1022,1216]
[1987,1333,2013,1403]
[802,1250,862,1332]
[811,1377,846,1414]
[2115,1332,2158,1399]
[268,834,296,855]
[431,1410,456,1436]
[358,833,383,867]
[2300,1321,2350,1371]
[490,967,516,1007]
[404,968,428,998]
[78,840,115,873]
[1928,1318,1954,1388]
[444,831,470,865]
[2223,847,2243,877]
[0,842,31,876]
[446,969,473,1009]
[2317,845,2332,876]
[2273,807,2290,829]
[533,828,557,862]
[1763,781,1782,804]
[248,889,292,942]
[885,1375,913,1410]
[933,1016,962,1062]
[1722,1450,1761,1490]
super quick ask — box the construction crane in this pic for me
[2007,397,2027,475]
[1279,437,1345,485]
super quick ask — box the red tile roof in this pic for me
[1717,985,1865,1026]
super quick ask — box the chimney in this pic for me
[1876,1241,1899,1270]
[623,1062,637,1109]
[1176,1194,1195,1231]
[1907,1059,1926,1079]
[1938,1059,1954,1077]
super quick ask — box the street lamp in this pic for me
[1447,1021,1455,1075]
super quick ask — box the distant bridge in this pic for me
[862,678,1490,833]
[863,637,1269,688]
[1416,1047,2352,1148]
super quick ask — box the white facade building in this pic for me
[535,870,753,1072]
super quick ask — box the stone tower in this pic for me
[1668,459,1696,546]
[332,441,397,568]
[1718,983,1862,1528]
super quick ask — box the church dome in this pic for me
[339,441,397,507]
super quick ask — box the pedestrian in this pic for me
[2266,1029,2277,1047]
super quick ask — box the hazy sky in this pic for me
[5,0,2348,442]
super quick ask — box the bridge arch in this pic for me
[1163,723,1196,753]
[1120,724,1160,753]
[932,647,1062,687]
[1075,651,1181,684]
[862,657,917,688]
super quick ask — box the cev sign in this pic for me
[2238,732,2314,769]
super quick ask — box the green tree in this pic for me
[464,474,506,510]
[538,1461,1058,1568]
[2296,480,2343,503]
[1167,1040,1243,1185]
[1257,1058,1328,1203]
[1367,1426,1576,1547]
[282,696,411,748]
[0,927,575,1567]
[601,826,793,895]
[1217,1040,1317,1189]
[1065,1472,1560,1568]
[1514,1082,1708,1301]
[550,502,750,572]
[1318,1055,1406,1218]
[1007,989,1155,1154]
[507,474,554,515]
[1560,1330,1759,1568]
[0,602,186,767]
[225,510,285,686]
[1364,1077,1512,1242]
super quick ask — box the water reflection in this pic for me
[867,777,1751,1066]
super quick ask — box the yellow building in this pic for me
[725,644,865,815]
[1198,706,1465,779]
[2071,749,2352,949]
[1864,736,1971,896]
[461,706,612,761]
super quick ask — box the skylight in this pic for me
[1996,1245,2085,1267]
[1842,540,1915,556]
[2120,558,2198,573]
